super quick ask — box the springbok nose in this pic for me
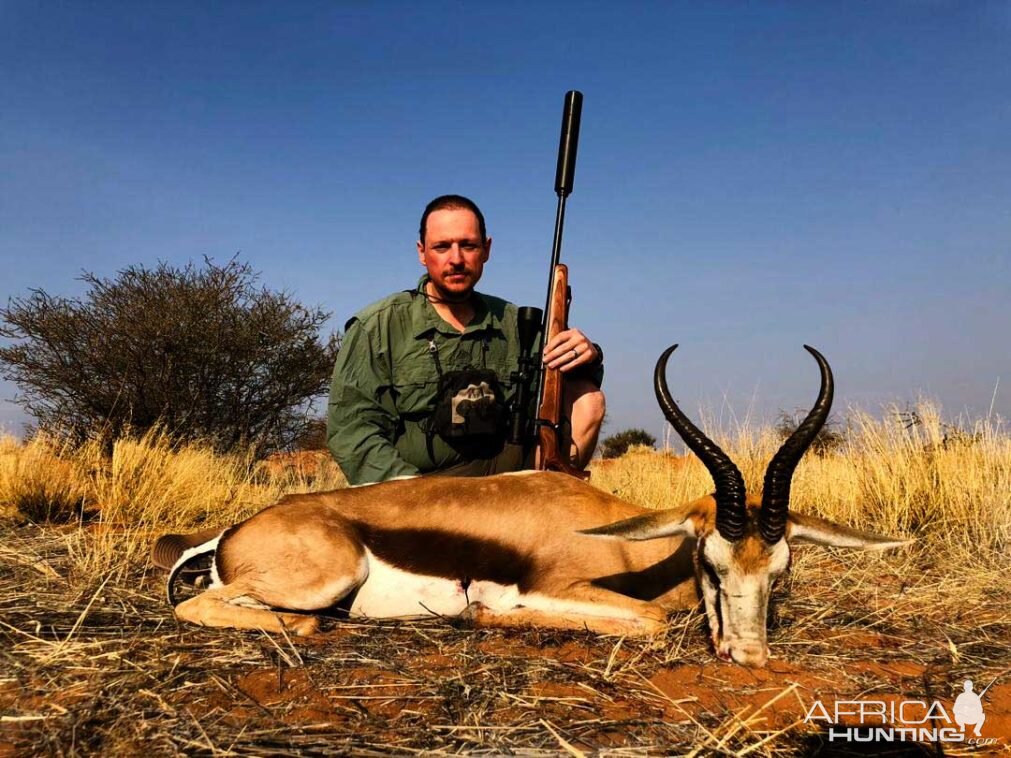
[730,641,768,668]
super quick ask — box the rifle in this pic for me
[509,90,587,478]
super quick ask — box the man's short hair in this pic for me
[419,195,488,244]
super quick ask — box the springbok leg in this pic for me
[175,584,321,636]
[464,584,667,636]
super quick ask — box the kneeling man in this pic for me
[327,194,605,485]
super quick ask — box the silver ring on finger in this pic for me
[571,348,578,360]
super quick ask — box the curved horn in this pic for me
[654,345,747,541]
[759,345,834,544]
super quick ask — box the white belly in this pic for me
[348,548,520,619]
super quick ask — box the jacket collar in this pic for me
[411,275,500,338]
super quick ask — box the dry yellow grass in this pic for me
[1,399,1007,583]
[0,432,93,523]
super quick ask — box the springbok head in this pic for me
[584,345,910,667]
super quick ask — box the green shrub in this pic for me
[600,428,657,459]
[0,258,338,454]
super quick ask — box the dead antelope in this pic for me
[156,345,909,667]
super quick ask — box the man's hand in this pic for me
[543,328,599,372]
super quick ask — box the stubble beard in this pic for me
[428,274,475,304]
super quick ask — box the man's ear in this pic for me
[579,508,700,541]
[787,512,912,550]
[417,240,426,266]
[482,236,492,262]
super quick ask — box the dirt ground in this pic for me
[1,525,1009,756]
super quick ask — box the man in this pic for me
[327,195,605,486]
[953,680,986,737]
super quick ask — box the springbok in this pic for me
[156,345,909,667]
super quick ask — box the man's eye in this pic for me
[461,243,478,251]
[433,244,450,251]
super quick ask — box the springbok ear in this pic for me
[579,510,699,542]
[787,512,912,550]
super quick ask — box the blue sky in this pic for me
[2,1,1009,441]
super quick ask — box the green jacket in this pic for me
[327,276,525,485]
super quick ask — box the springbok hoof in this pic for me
[638,615,667,636]
[283,614,321,636]
[460,601,489,625]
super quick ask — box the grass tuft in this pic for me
[0,433,93,523]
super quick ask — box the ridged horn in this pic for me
[654,345,747,541]
[759,345,834,544]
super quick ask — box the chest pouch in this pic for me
[423,336,508,459]
[430,368,506,440]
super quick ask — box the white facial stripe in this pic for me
[768,539,790,574]
[703,532,734,567]
[720,573,768,641]
[699,533,787,658]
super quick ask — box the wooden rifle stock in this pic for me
[535,264,587,477]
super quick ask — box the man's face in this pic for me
[417,208,491,302]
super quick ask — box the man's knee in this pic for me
[566,378,606,429]
[580,388,606,430]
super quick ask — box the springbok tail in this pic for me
[166,534,222,607]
